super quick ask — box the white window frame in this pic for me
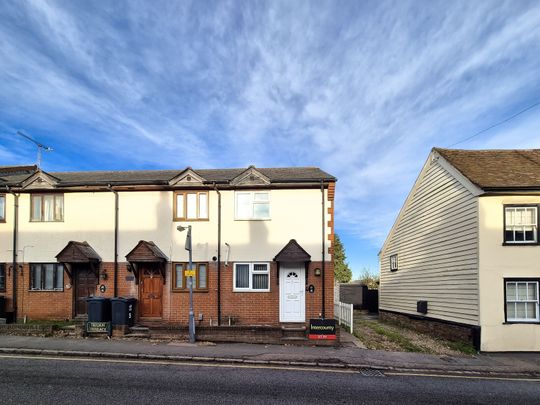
[233,262,270,292]
[504,206,538,244]
[505,280,539,322]
[235,191,270,220]
[0,194,5,222]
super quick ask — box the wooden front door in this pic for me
[139,265,163,318]
[74,265,98,317]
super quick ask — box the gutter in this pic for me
[5,186,19,321]
[213,183,222,325]
[107,185,119,297]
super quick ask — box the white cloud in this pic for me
[1,0,540,270]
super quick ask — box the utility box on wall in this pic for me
[417,300,428,314]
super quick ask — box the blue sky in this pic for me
[1,1,540,278]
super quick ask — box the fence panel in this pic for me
[333,301,353,333]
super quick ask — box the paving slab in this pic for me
[0,335,538,377]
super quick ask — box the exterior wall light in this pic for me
[314,268,321,276]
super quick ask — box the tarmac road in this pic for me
[0,355,538,404]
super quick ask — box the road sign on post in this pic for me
[177,224,196,344]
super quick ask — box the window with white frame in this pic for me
[504,206,538,244]
[234,263,270,291]
[235,192,270,220]
[174,191,209,221]
[30,194,64,222]
[30,263,64,291]
[0,194,5,222]
[505,280,539,322]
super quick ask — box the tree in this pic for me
[333,233,352,283]
[355,267,380,289]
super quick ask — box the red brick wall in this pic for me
[18,264,72,320]
[2,260,334,325]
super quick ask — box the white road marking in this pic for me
[385,371,540,382]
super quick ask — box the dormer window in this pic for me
[30,194,64,222]
[504,206,538,244]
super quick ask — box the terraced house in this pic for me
[380,148,540,352]
[0,164,335,340]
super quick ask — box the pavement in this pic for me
[0,333,538,378]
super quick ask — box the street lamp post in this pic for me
[177,225,196,343]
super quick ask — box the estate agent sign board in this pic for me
[308,319,336,340]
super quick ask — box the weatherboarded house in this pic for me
[0,165,335,342]
[380,148,540,352]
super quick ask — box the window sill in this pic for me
[233,289,271,293]
[171,289,208,293]
[28,289,64,292]
[502,242,538,246]
[503,321,540,325]
[234,218,271,221]
[29,220,64,223]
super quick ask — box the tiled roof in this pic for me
[435,148,540,189]
[0,166,335,186]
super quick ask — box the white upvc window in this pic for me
[233,263,270,292]
[235,191,270,220]
[506,281,539,322]
[0,194,5,222]
[504,206,538,244]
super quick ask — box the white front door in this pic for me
[279,263,305,322]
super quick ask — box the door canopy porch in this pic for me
[273,239,311,284]
[125,240,168,284]
[55,241,102,283]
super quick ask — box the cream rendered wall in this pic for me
[1,187,330,265]
[380,159,479,325]
[118,190,218,263]
[143,188,330,263]
[479,195,540,351]
[18,192,116,262]
[0,193,14,263]
[219,188,329,262]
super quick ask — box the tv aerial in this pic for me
[16,131,54,167]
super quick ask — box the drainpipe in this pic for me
[108,185,119,297]
[321,180,326,319]
[213,183,222,326]
[6,186,19,321]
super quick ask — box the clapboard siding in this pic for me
[380,159,479,325]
